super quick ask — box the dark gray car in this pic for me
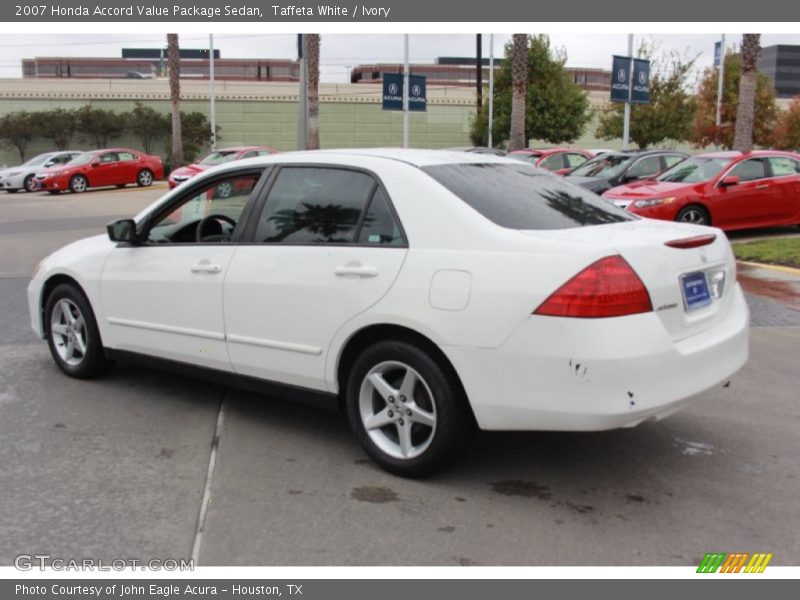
[565,150,688,194]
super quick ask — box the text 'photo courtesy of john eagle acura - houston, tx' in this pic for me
[27,149,749,476]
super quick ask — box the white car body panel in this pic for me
[28,149,749,432]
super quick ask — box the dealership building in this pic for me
[757,45,800,98]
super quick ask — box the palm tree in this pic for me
[732,34,761,152]
[167,33,183,167]
[508,34,528,152]
[306,34,321,150]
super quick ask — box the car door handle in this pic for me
[190,262,222,274]
[755,184,770,189]
[334,265,378,278]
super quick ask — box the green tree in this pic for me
[127,101,170,154]
[77,105,125,148]
[774,96,800,150]
[692,49,778,149]
[0,112,37,161]
[177,111,220,163]
[39,108,79,150]
[596,43,698,149]
[471,34,590,148]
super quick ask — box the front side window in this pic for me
[98,152,118,164]
[626,155,663,179]
[729,158,768,182]
[254,167,377,244]
[146,172,261,244]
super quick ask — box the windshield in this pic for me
[199,150,240,166]
[423,163,633,230]
[66,153,97,166]
[22,153,54,166]
[657,157,732,183]
[569,154,632,178]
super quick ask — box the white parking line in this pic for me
[190,393,226,564]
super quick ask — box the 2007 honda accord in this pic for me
[27,149,749,476]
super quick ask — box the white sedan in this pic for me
[27,149,749,476]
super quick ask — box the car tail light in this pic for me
[664,234,716,249]
[534,255,653,318]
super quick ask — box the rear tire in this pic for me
[69,174,88,194]
[676,205,709,226]
[44,283,112,379]
[136,169,153,187]
[345,339,474,477]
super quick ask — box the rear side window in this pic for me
[626,155,663,178]
[565,153,588,168]
[357,187,404,245]
[768,156,800,176]
[423,163,633,230]
[255,167,377,243]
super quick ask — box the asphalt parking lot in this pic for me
[1,185,799,566]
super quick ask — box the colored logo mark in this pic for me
[697,552,773,573]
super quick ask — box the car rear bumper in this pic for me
[443,283,749,431]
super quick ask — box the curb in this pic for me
[737,260,800,277]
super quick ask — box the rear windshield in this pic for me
[422,163,633,230]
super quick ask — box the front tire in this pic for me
[24,174,36,192]
[676,204,710,226]
[345,339,474,477]
[137,169,153,187]
[69,174,88,194]
[44,283,111,379]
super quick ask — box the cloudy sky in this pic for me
[1,33,798,84]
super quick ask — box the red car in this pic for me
[602,150,800,230]
[507,148,594,175]
[168,146,279,190]
[35,148,163,194]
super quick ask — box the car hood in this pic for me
[603,181,694,199]
[171,163,207,178]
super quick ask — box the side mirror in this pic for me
[44,160,55,168]
[720,175,740,187]
[107,219,137,244]
[91,159,100,167]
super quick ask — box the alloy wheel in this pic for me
[138,170,153,186]
[50,298,88,367]
[358,360,437,460]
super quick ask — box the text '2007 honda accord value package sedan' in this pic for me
[27,149,749,476]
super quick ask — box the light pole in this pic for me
[209,34,217,151]
[622,33,633,150]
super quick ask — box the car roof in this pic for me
[309,147,512,167]
[696,150,799,159]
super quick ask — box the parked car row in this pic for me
[501,146,800,232]
[1,145,281,196]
